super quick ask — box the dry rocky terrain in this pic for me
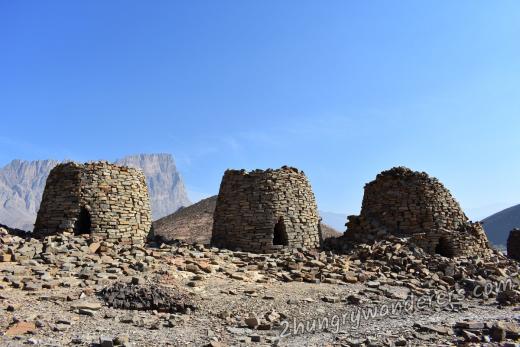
[1,225,520,346]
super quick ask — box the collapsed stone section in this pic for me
[342,167,490,257]
[34,161,152,246]
[211,166,322,253]
[507,229,520,261]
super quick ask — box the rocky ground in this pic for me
[1,226,520,346]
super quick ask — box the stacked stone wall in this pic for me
[410,223,490,257]
[34,161,152,246]
[211,166,321,253]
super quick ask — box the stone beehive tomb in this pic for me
[507,229,520,261]
[211,166,322,253]
[34,161,152,246]
[343,167,490,257]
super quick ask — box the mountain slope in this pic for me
[482,204,520,246]
[321,223,342,240]
[153,195,216,244]
[153,195,342,244]
[0,154,190,230]
[115,153,191,220]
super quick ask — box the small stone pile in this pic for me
[100,282,196,313]
[0,226,41,263]
[211,166,322,253]
[34,161,152,246]
[497,289,520,306]
[451,320,520,343]
[508,228,520,261]
[342,235,520,301]
[412,319,520,345]
[339,167,491,257]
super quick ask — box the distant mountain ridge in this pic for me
[482,204,520,247]
[0,159,60,231]
[0,154,191,231]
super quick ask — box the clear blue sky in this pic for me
[1,1,519,219]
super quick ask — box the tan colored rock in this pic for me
[89,242,101,254]
[5,322,36,336]
[71,302,102,311]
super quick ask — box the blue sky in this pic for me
[1,1,519,220]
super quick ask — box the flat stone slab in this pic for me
[71,301,102,310]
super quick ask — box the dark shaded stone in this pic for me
[99,282,196,314]
[507,229,520,261]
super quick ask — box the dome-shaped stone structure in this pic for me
[211,166,322,253]
[343,167,490,257]
[357,166,467,234]
[34,161,152,246]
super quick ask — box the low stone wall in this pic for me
[211,166,322,253]
[34,161,152,246]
